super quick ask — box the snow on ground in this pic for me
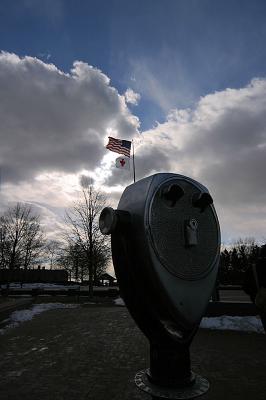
[114,297,265,334]
[200,315,264,334]
[114,297,126,306]
[0,303,78,335]
[0,296,264,335]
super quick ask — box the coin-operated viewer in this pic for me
[99,173,220,399]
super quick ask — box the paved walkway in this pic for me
[0,304,265,400]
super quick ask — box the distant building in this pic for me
[98,273,116,286]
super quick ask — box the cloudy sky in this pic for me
[1,0,266,243]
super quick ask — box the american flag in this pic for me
[106,136,131,157]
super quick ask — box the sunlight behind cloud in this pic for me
[0,50,266,243]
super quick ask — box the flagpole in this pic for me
[132,140,136,183]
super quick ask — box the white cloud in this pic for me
[1,51,266,243]
[0,51,141,239]
[124,88,141,105]
[0,52,139,184]
[110,78,266,242]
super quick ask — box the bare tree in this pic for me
[45,239,62,270]
[233,237,259,270]
[58,241,87,282]
[64,185,110,296]
[0,203,45,270]
[0,222,9,269]
[219,237,261,285]
[92,240,111,284]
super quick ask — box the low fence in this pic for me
[0,287,119,298]
[0,285,246,301]
[0,269,68,284]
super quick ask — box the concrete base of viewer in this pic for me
[0,305,265,400]
[135,369,210,399]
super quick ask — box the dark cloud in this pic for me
[2,52,266,241]
[0,52,139,183]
